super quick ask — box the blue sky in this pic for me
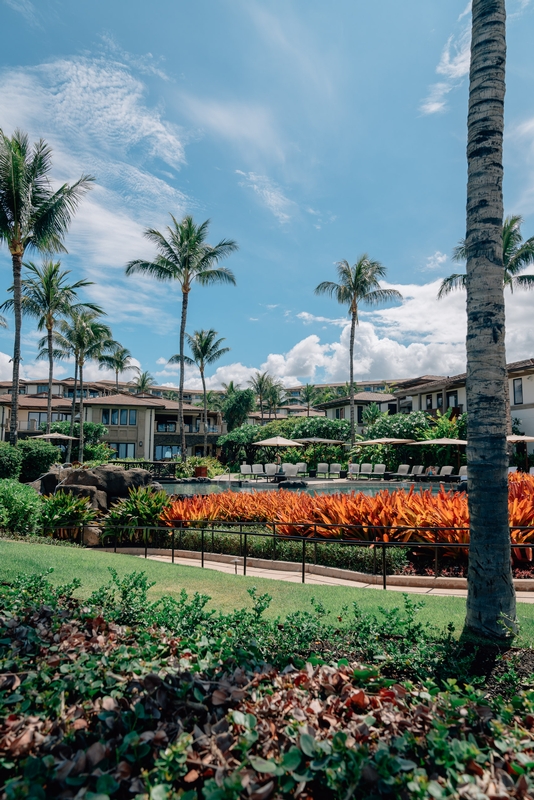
[1,0,534,388]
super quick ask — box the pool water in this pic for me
[162,481,436,497]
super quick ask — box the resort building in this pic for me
[315,391,398,435]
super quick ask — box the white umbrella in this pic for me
[30,432,78,440]
[507,435,534,443]
[410,437,467,446]
[356,437,415,445]
[253,436,303,447]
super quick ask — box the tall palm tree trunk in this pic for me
[465,0,516,638]
[46,324,53,434]
[115,370,119,394]
[78,362,85,464]
[9,252,22,446]
[349,308,357,445]
[178,290,189,461]
[201,368,208,455]
[66,358,78,463]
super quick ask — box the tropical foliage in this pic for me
[0,443,22,480]
[41,491,98,532]
[99,344,139,392]
[0,479,41,533]
[17,439,60,483]
[221,388,256,431]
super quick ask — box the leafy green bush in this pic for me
[41,491,98,531]
[82,441,116,464]
[173,455,223,478]
[104,486,171,539]
[0,442,22,479]
[18,439,61,482]
[0,479,41,533]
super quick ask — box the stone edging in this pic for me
[96,547,534,592]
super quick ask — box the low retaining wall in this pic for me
[96,547,534,592]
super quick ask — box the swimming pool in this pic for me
[162,480,438,497]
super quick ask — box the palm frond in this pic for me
[437,273,467,298]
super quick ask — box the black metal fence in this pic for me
[49,520,534,590]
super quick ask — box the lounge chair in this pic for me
[359,463,373,480]
[316,463,329,478]
[252,463,267,480]
[428,465,454,482]
[282,463,299,478]
[373,464,386,479]
[391,464,410,479]
[265,464,278,481]
[530,467,534,476]
[445,464,468,483]
[329,463,342,479]
[410,465,424,480]
[296,462,308,476]
[508,466,518,474]
[347,463,360,480]
[240,464,252,479]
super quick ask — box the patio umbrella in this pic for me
[355,437,415,445]
[253,436,303,447]
[30,432,78,440]
[293,437,345,444]
[410,437,467,472]
[507,435,534,471]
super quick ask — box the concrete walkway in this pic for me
[135,551,534,603]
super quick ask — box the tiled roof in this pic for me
[0,394,72,409]
[315,392,396,409]
[84,394,166,408]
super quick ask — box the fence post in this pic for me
[114,530,117,553]
[211,522,214,552]
[243,530,247,576]
[434,542,439,578]
[272,522,276,561]
[302,538,306,584]
[201,529,205,568]
[144,528,148,560]
[382,543,387,590]
[172,528,175,564]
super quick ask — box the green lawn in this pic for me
[3,540,534,644]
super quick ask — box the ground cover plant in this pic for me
[1,569,534,799]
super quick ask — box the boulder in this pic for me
[59,484,108,512]
[149,481,165,493]
[62,465,152,497]
[83,526,102,546]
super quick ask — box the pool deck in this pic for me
[210,475,431,491]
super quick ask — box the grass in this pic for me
[2,539,534,644]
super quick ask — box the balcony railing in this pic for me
[155,423,222,435]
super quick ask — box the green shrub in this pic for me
[0,479,41,533]
[41,491,98,532]
[0,442,22,479]
[104,486,171,540]
[82,441,116,465]
[18,439,61,482]
[173,455,223,479]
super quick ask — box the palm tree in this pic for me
[464,0,515,639]
[266,380,285,419]
[99,345,139,393]
[205,390,224,411]
[438,215,534,298]
[300,383,318,416]
[129,370,154,394]
[50,311,113,463]
[171,329,230,455]
[0,129,93,444]
[163,389,179,401]
[1,260,100,432]
[315,257,402,444]
[126,215,238,460]
[222,380,240,396]
[248,372,272,422]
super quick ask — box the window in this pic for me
[37,384,48,394]
[111,409,119,425]
[129,409,137,425]
[513,378,523,405]
[102,409,109,425]
[388,404,396,416]
[155,445,181,460]
[109,443,135,459]
[335,408,345,420]
[447,392,458,409]
[437,395,443,409]
[357,406,364,424]
[426,394,433,410]
[120,409,128,425]
[102,408,138,426]
[28,411,70,426]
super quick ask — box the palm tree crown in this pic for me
[315,255,402,443]
[1,259,100,432]
[171,329,229,454]
[438,215,534,298]
[0,128,94,444]
[99,345,139,393]
[129,370,154,394]
[126,214,238,460]
[248,371,272,422]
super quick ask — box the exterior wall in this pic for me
[510,374,534,441]
[416,386,467,413]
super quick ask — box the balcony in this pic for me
[155,423,222,435]
[157,422,177,432]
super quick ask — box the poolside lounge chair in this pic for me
[508,466,518,474]
[373,464,386,479]
[530,467,534,476]
[391,464,410,479]
[252,463,267,480]
[428,465,454,482]
[409,465,424,480]
[347,463,360,480]
[265,464,278,481]
[296,462,308,476]
[282,463,299,478]
[316,463,329,478]
[359,463,373,479]
[329,463,342,479]
[240,464,252,479]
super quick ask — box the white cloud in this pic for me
[236,171,296,224]
[3,0,38,25]
[420,23,470,115]
[180,95,284,161]
[422,251,448,271]
[297,311,347,327]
